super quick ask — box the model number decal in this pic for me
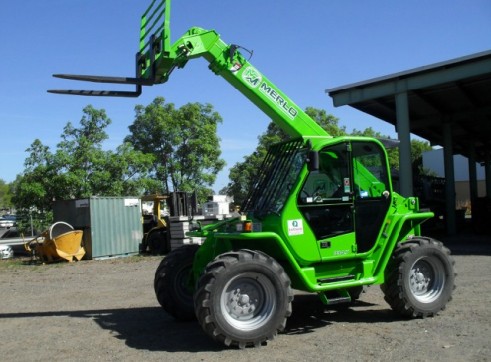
[333,250,350,256]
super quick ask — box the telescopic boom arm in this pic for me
[49,0,328,138]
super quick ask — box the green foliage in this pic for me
[224,108,432,205]
[348,127,432,172]
[15,208,52,237]
[0,179,13,211]
[53,105,113,198]
[125,97,225,202]
[13,139,57,212]
[410,139,434,177]
[351,127,400,170]
[12,105,154,227]
[223,108,343,206]
[12,99,227,228]
[305,107,346,137]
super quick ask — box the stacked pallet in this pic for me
[168,215,229,251]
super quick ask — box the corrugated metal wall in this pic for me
[53,197,142,259]
[89,197,141,258]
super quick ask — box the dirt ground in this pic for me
[1,234,490,362]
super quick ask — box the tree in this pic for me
[351,127,400,170]
[13,139,58,213]
[305,107,347,137]
[12,105,155,232]
[410,138,434,176]
[105,142,160,196]
[11,139,57,233]
[349,127,432,172]
[223,108,433,205]
[223,108,344,206]
[54,105,155,197]
[0,179,13,212]
[125,97,225,202]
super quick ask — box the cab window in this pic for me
[299,143,351,205]
[352,142,390,200]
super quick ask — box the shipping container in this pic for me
[53,197,142,259]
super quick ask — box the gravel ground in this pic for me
[1,234,490,362]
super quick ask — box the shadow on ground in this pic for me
[0,295,405,352]
[0,307,219,352]
[431,232,491,256]
[285,293,404,336]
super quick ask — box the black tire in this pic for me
[381,237,456,318]
[147,229,169,255]
[194,249,293,348]
[154,244,199,320]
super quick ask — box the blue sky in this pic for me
[1,0,490,192]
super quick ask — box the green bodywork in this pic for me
[186,139,432,297]
[137,1,433,301]
[61,0,434,303]
[139,1,326,138]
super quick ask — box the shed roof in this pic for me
[327,50,491,163]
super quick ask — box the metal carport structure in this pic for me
[326,50,491,234]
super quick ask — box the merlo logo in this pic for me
[242,66,262,88]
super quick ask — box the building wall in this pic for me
[423,148,485,181]
[455,180,487,208]
[423,149,487,209]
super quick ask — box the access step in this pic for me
[317,275,355,284]
[324,296,352,305]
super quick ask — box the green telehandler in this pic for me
[50,0,455,349]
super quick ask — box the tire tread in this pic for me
[381,237,455,318]
[194,249,293,348]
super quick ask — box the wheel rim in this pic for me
[220,273,276,331]
[408,256,446,303]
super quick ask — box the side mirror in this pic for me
[307,150,319,171]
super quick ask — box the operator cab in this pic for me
[298,140,392,254]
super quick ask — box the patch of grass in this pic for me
[0,257,35,269]
[95,254,162,264]
[0,253,161,271]
[0,256,77,269]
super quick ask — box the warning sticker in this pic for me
[343,177,351,193]
[287,219,304,236]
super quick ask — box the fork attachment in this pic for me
[49,0,170,97]
[48,43,157,97]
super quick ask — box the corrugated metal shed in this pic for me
[327,50,491,164]
[326,50,491,234]
[53,197,142,259]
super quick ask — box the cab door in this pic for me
[351,141,392,253]
[297,140,392,257]
[297,142,356,258]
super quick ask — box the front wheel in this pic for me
[194,250,293,348]
[381,237,456,318]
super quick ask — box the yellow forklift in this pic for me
[140,194,170,255]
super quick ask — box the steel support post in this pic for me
[485,151,491,200]
[468,143,478,201]
[395,92,413,197]
[443,123,456,235]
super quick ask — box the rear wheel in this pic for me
[194,250,293,348]
[154,244,199,320]
[381,237,455,317]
